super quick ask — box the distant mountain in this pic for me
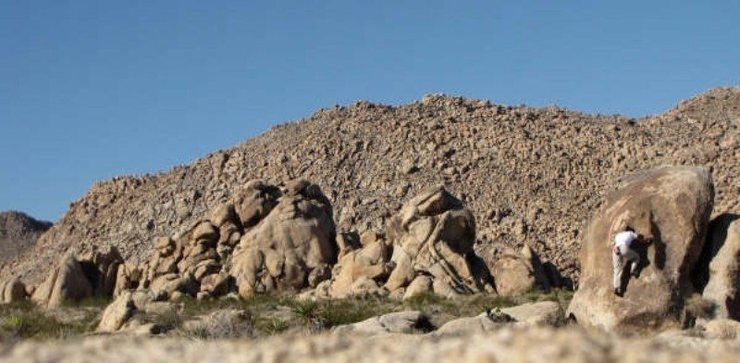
[3,87,738,284]
[0,211,52,265]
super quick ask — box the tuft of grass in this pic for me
[69,296,113,308]
[318,296,396,328]
[147,308,183,332]
[466,294,516,312]
[254,318,289,335]
[291,300,318,321]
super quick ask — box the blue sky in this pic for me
[1,1,738,222]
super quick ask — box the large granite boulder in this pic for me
[32,255,94,307]
[567,166,714,332]
[383,186,493,297]
[701,214,739,319]
[230,179,337,297]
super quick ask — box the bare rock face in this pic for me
[383,186,493,297]
[0,278,27,303]
[701,214,739,319]
[568,166,715,332]
[32,255,94,308]
[230,179,337,298]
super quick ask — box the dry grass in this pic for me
[0,301,98,342]
[0,289,575,341]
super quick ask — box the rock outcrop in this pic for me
[230,179,337,298]
[568,166,715,332]
[327,232,394,298]
[32,255,94,308]
[29,246,123,308]
[701,214,739,319]
[383,186,493,298]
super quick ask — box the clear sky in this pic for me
[1,1,738,222]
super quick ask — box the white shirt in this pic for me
[613,231,637,253]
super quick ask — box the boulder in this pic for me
[329,234,393,297]
[199,272,231,296]
[149,273,198,296]
[403,275,433,300]
[231,180,281,228]
[333,311,426,335]
[113,264,135,298]
[433,315,501,336]
[491,245,550,296]
[32,255,93,307]
[383,186,492,298]
[97,290,135,332]
[701,214,739,319]
[500,301,563,326]
[230,179,337,298]
[567,166,714,332]
[97,289,173,333]
[1,278,27,303]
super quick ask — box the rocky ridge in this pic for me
[2,87,739,286]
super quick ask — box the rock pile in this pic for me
[110,179,337,301]
[382,186,492,298]
[304,186,495,300]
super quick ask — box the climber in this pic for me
[612,226,640,297]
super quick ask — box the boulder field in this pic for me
[11,164,739,336]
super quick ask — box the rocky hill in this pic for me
[0,211,52,265]
[2,87,738,285]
